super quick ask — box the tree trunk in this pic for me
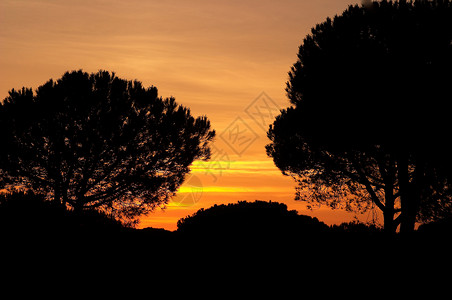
[398,154,423,237]
[402,158,424,236]
[53,178,63,208]
[61,187,69,210]
[383,208,395,236]
[381,156,397,237]
[54,185,61,205]
[383,183,396,236]
[400,210,416,235]
[397,154,414,236]
[72,200,83,213]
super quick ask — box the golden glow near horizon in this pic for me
[0,0,363,230]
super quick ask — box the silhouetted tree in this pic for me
[331,220,383,236]
[0,70,215,223]
[177,200,328,241]
[266,1,452,236]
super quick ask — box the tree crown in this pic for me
[267,0,452,229]
[0,70,215,223]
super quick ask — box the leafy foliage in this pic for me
[177,200,328,238]
[0,70,215,223]
[267,1,452,234]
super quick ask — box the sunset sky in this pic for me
[0,0,370,230]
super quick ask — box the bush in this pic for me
[177,200,329,242]
[0,190,124,236]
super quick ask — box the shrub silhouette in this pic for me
[0,190,124,236]
[0,190,62,234]
[177,200,328,242]
[417,217,452,239]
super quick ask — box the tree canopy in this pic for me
[0,70,215,223]
[266,0,452,235]
[177,200,328,239]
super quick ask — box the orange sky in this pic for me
[0,0,372,230]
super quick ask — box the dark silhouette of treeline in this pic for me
[1,191,449,249]
[1,191,449,288]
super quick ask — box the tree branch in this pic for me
[351,159,386,212]
[394,212,403,227]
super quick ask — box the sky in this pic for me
[0,0,371,230]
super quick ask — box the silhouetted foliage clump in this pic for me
[177,200,328,242]
[417,217,452,238]
[331,221,382,234]
[330,221,384,242]
[0,70,215,224]
[267,0,452,236]
[0,190,125,236]
[0,190,63,234]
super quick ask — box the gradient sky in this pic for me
[0,0,372,230]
